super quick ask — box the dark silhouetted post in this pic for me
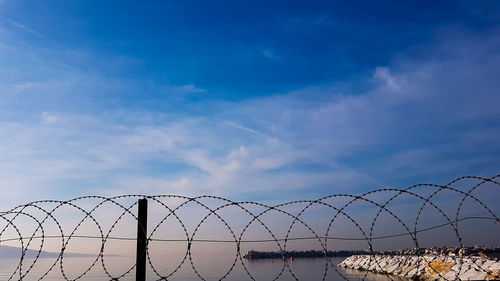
[136,198,148,281]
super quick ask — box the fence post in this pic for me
[136,198,148,281]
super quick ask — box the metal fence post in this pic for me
[136,198,148,281]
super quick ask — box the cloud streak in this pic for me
[0,22,499,207]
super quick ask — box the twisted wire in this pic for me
[0,174,498,280]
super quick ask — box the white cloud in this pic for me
[373,66,400,91]
[0,26,499,208]
[112,176,191,195]
[168,84,206,95]
[0,17,42,36]
[224,121,265,136]
[41,112,59,124]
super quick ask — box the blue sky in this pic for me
[1,0,500,204]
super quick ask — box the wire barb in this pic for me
[0,174,498,280]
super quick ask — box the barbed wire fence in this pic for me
[0,174,499,280]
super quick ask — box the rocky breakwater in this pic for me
[338,255,500,280]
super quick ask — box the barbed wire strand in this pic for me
[0,174,499,280]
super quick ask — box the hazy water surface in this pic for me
[0,256,408,281]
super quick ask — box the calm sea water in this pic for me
[0,256,407,281]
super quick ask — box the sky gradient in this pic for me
[1,0,500,205]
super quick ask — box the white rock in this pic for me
[337,254,500,280]
[459,268,488,280]
[489,262,500,271]
[443,270,459,280]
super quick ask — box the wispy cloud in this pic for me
[373,67,400,92]
[167,84,206,95]
[0,16,42,36]
[223,122,265,136]
[260,48,275,59]
[0,24,499,207]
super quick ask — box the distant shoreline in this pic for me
[244,250,368,260]
[0,245,109,259]
[243,246,500,260]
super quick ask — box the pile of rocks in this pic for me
[338,255,500,280]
